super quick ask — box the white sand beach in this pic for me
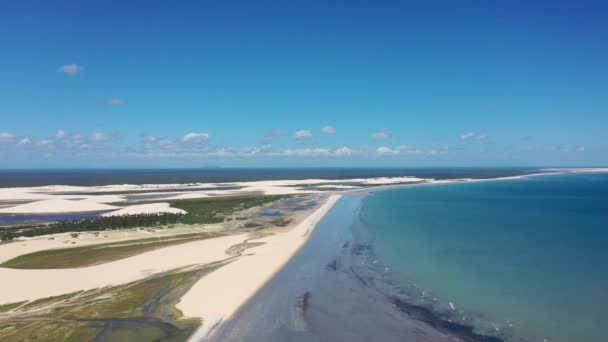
[0,234,247,304]
[0,177,427,215]
[101,202,187,216]
[0,199,120,214]
[177,195,341,337]
[0,194,341,325]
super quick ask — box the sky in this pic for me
[0,0,607,168]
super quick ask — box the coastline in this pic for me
[181,194,341,341]
[205,170,608,342]
[2,169,608,340]
[340,171,608,342]
[205,194,501,342]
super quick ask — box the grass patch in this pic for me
[1,232,219,269]
[0,264,223,342]
[170,195,291,224]
[1,195,291,241]
[0,302,26,313]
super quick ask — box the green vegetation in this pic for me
[0,213,184,241]
[0,264,224,341]
[0,194,291,241]
[170,194,291,224]
[0,302,26,313]
[1,232,219,269]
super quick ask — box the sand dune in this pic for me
[0,234,246,305]
[102,202,187,216]
[0,199,119,214]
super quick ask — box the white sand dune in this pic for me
[0,234,247,305]
[0,199,119,214]
[0,176,433,215]
[316,184,360,189]
[177,195,341,333]
[359,176,425,185]
[0,195,339,312]
[79,195,126,203]
[102,203,187,217]
[166,193,210,200]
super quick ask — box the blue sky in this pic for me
[0,0,607,168]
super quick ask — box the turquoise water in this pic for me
[358,173,608,342]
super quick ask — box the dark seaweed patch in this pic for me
[325,258,339,271]
[351,243,371,255]
[390,297,504,342]
[296,292,312,317]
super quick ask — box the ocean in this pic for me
[357,172,608,341]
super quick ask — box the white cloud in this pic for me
[72,134,84,143]
[427,149,447,155]
[281,148,330,156]
[106,98,125,106]
[37,139,54,148]
[396,145,425,154]
[0,132,15,142]
[263,130,283,142]
[57,63,83,75]
[294,130,312,140]
[322,125,336,134]
[377,146,400,155]
[17,137,32,145]
[54,130,66,140]
[575,146,585,152]
[476,133,488,140]
[460,132,489,141]
[375,145,429,156]
[372,129,391,140]
[182,132,210,142]
[460,132,476,140]
[334,146,354,156]
[91,132,109,141]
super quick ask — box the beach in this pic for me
[0,190,342,341]
[180,195,341,340]
[2,169,607,341]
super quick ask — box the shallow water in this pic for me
[209,196,494,342]
[358,173,608,342]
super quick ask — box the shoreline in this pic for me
[338,171,608,342]
[2,169,607,340]
[181,194,341,341]
[206,170,608,342]
[342,168,608,196]
[205,194,499,342]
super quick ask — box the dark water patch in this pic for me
[294,200,317,211]
[390,297,504,342]
[87,317,195,342]
[325,258,339,271]
[257,211,283,217]
[296,291,312,316]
